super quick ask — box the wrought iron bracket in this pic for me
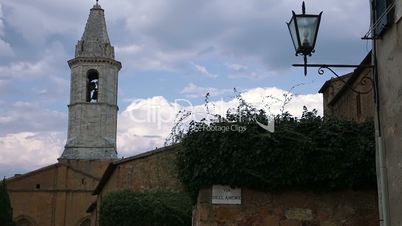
[292,63,374,95]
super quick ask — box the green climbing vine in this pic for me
[175,99,376,201]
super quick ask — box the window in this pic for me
[86,69,99,103]
[372,0,395,36]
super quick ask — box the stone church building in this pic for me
[5,3,154,226]
[5,3,380,226]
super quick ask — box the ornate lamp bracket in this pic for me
[292,63,374,95]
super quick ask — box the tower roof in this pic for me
[81,3,110,44]
[74,3,115,58]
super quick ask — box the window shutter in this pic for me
[373,0,394,36]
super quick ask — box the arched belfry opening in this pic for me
[86,69,99,102]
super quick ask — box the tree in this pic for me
[0,178,15,226]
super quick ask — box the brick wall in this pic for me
[194,187,379,226]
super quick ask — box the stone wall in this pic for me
[320,66,374,123]
[374,3,402,224]
[329,68,374,123]
[194,187,379,226]
[321,75,351,118]
[98,145,183,196]
[93,145,184,226]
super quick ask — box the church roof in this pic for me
[6,162,101,183]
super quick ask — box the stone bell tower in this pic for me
[60,2,121,159]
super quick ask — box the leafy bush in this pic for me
[100,191,192,226]
[177,107,376,201]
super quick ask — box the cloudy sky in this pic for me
[0,0,371,177]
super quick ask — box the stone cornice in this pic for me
[64,145,115,149]
[68,102,119,110]
[68,57,122,70]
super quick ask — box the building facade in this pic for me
[319,53,374,123]
[370,0,402,225]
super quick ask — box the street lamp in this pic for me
[287,2,322,75]
[286,3,388,225]
[287,1,373,85]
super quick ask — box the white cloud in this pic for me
[226,63,248,72]
[0,3,13,57]
[0,39,13,57]
[0,101,66,177]
[1,0,87,44]
[181,83,230,98]
[0,42,67,80]
[240,87,323,116]
[0,4,5,37]
[0,132,64,176]
[1,0,362,179]
[115,87,322,157]
[117,96,181,156]
[0,79,11,95]
[0,0,370,72]
[115,43,197,71]
[0,86,322,177]
[0,101,67,135]
[225,62,272,80]
[0,61,49,79]
[191,62,218,78]
[115,44,143,55]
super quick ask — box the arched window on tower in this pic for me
[86,69,99,103]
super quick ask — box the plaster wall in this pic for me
[375,7,402,225]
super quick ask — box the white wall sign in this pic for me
[211,185,241,205]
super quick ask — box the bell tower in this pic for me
[61,2,121,159]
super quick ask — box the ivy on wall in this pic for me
[100,191,192,226]
[177,108,376,201]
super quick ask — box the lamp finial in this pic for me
[302,1,305,14]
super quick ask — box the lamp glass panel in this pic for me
[296,16,319,50]
[288,17,299,51]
